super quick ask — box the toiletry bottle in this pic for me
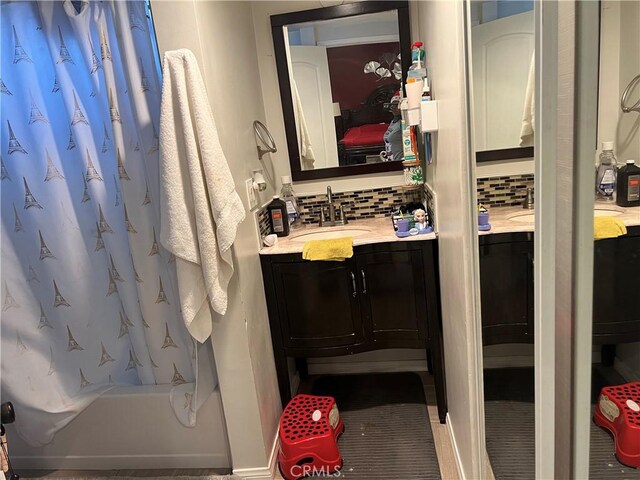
[616,160,640,207]
[596,141,617,201]
[407,42,426,82]
[267,195,290,237]
[280,175,301,228]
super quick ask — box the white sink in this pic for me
[290,228,370,243]
[508,212,535,223]
[508,207,623,224]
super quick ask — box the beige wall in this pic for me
[152,1,281,475]
[250,0,405,195]
[415,1,486,479]
[598,0,640,162]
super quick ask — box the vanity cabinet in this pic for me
[271,260,364,349]
[479,227,640,346]
[479,233,534,346]
[592,227,640,344]
[261,240,446,423]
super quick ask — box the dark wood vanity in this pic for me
[261,240,447,423]
[479,227,640,349]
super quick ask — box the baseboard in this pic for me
[483,351,602,369]
[12,453,230,470]
[308,359,427,376]
[233,431,279,480]
[614,357,640,382]
[446,413,465,480]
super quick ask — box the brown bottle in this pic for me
[616,160,640,207]
[268,195,290,237]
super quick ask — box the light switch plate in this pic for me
[245,178,258,211]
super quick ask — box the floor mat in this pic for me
[484,367,640,479]
[306,372,441,480]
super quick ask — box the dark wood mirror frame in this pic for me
[271,1,411,182]
[476,146,533,163]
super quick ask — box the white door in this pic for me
[472,11,534,151]
[290,46,339,168]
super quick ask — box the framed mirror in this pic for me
[271,1,411,181]
[469,0,534,162]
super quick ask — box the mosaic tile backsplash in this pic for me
[297,186,422,225]
[256,185,424,238]
[255,174,534,239]
[476,174,534,207]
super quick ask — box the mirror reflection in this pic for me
[470,0,534,152]
[284,11,404,170]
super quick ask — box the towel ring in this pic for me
[621,74,640,113]
[253,120,277,159]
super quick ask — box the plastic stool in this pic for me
[593,382,640,468]
[278,394,344,480]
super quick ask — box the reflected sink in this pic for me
[290,228,371,243]
[508,207,623,223]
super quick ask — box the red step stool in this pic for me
[278,394,344,480]
[594,382,640,468]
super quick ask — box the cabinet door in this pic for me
[593,235,640,343]
[356,250,428,343]
[271,260,364,349]
[479,241,533,345]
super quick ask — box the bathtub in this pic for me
[7,384,231,470]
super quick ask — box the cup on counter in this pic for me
[396,218,411,233]
[478,212,490,227]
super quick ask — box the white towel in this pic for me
[519,52,535,147]
[159,49,245,342]
[292,78,315,170]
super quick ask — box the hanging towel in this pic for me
[302,238,354,261]
[594,217,627,240]
[292,78,316,170]
[519,52,535,147]
[159,49,245,342]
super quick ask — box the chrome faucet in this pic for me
[522,187,534,209]
[319,186,348,226]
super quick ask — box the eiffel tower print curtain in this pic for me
[0,1,214,446]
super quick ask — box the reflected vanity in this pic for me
[271,1,411,180]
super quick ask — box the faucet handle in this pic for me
[522,187,534,209]
[338,205,348,225]
[319,208,326,227]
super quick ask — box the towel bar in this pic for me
[621,74,640,113]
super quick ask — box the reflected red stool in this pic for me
[278,394,344,480]
[594,382,640,468]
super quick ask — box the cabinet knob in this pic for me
[361,270,367,294]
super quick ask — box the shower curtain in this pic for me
[0,0,214,446]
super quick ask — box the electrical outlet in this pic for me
[245,178,258,211]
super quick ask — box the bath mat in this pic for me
[484,367,640,479]
[22,477,237,480]
[20,471,238,480]
[307,372,441,479]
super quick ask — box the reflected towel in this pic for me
[302,238,354,261]
[594,217,627,240]
[519,52,535,147]
[292,78,315,170]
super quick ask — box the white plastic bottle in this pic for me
[280,176,301,228]
[596,141,617,201]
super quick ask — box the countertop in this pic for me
[259,216,437,255]
[482,201,640,236]
[259,202,640,255]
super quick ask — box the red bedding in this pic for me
[340,123,389,148]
